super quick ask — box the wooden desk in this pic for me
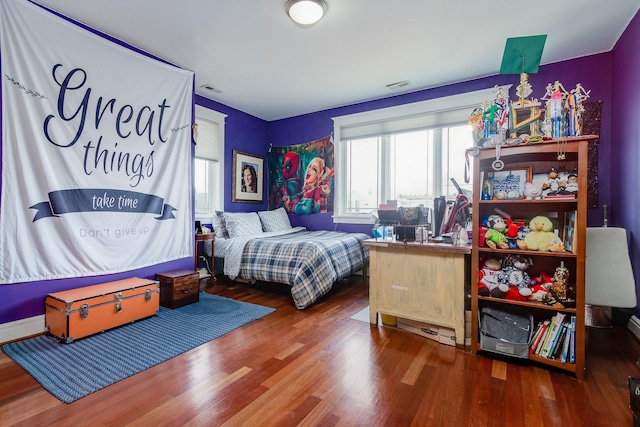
[363,238,470,347]
[195,232,215,284]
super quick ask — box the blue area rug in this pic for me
[2,293,275,403]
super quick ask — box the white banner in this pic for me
[0,0,194,283]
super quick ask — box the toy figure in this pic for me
[517,215,565,252]
[542,263,576,308]
[524,182,543,200]
[560,174,578,196]
[484,214,509,250]
[478,258,504,298]
[541,168,565,196]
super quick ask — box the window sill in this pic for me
[332,213,376,225]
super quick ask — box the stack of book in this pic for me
[529,313,576,363]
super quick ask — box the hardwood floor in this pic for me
[1,275,639,426]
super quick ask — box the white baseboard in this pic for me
[0,315,45,344]
[628,315,640,340]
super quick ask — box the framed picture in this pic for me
[232,150,264,203]
[483,167,532,200]
[563,210,577,252]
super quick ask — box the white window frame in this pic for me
[194,105,226,223]
[332,86,510,224]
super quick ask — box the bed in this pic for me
[205,208,370,309]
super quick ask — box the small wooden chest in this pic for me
[45,277,160,343]
[155,269,199,309]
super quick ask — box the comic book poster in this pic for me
[268,135,334,215]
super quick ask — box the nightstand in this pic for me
[195,232,215,285]
[155,269,199,309]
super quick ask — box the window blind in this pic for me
[194,118,219,161]
[334,85,511,141]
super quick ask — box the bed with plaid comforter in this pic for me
[222,229,369,309]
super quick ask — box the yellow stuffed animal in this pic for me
[517,215,565,252]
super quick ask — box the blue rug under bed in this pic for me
[2,293,275,403]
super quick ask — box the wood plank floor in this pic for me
[1,275,640,426]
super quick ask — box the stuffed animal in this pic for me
[498,254,533,300]
[478,258,504,298]
[517,215,565,252]
[524,182,543,200]
[504,217,525,249]
[528,273,553,301]
[484,215,509,250]
[543,263,576,308]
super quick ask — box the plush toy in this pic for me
[498,254,533,300]
[517,215,565,252]
[528,273,553,301]
[504,217,525,249]
[543,263,576,308]
[478,258,504,298]
[524,182,543,200]
[484,214,509,250]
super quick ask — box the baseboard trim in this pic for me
[628,315,640,339]
[0,315,45,344]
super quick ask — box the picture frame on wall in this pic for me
[232,150,264,203]
[483,166,532,200]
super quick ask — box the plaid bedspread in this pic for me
[235,230,370,309]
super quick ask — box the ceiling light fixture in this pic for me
[285,0,328,28]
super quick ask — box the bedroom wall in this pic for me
[610,10,640,315]
[0,3,629,326]
[268,54,613,235]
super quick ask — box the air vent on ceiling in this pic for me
[386,80,411,91]
[200,84,223,94]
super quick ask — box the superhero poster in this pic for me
[268,135,334,215]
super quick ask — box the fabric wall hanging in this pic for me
[268,135,334,215]
[0,0,194,284]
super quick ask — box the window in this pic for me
[194,105,226,220]
[332,86,509,223]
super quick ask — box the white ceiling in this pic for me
[34,0,640,121]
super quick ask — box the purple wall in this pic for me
[0,2,632,325]
[268,54,613,234]
[611,11,640,313]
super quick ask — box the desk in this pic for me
[195,232,215,284]
[363,239,470,347]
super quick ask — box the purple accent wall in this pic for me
[611,11,640,313]
[0,1,635,325]
[268,54,613,233]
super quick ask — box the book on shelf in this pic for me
[569,315,576,364]
[563,210,577,252]
[550,323,569,360]
[530,320,551,355]
[535,315,556,356]
[561,320,573,364]
[540,312,566,358]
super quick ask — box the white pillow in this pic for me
[210,214,223,237]
[258,208,292,232]
[223,212,263,237]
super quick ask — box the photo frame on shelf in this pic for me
[563,210,577,252]
[232,150,264,203]
[483,167,532,200]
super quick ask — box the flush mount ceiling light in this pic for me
[285,0,328,28]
